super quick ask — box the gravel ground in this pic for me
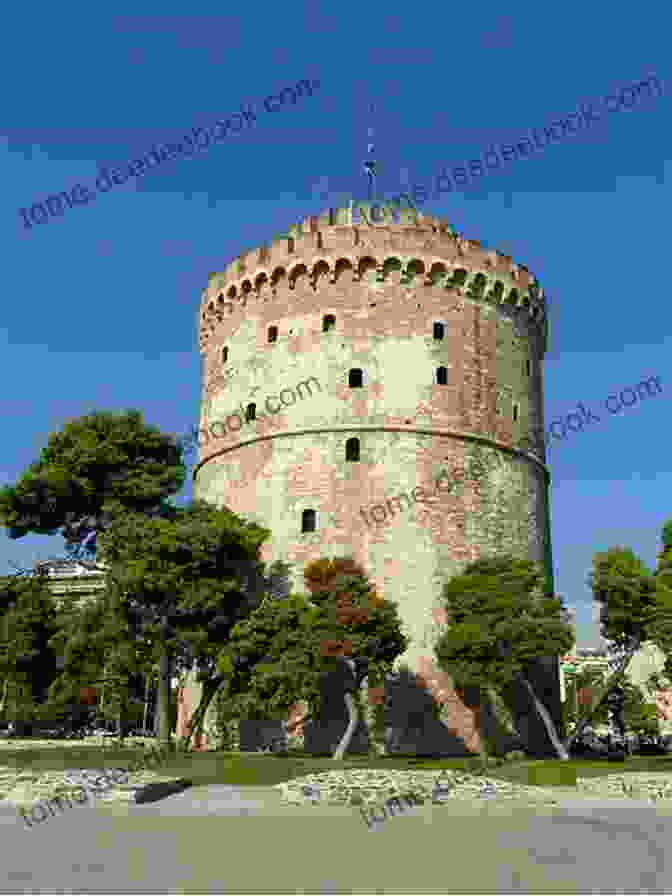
[1,765,180,807]
[6,734,672,811]
[0,735,159,752]
[275,768,565,808]
[0,737,178,807]
[275,768,672,808]
[577,772,672,802]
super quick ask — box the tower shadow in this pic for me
[385,668,524,757]
[499,658,564,758]
[384,667,472,756]
[303,660,370,755]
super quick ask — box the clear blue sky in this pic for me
[2,4,670,649]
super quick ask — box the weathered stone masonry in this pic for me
[184,200,556,754]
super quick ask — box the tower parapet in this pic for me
[199,201,547,356]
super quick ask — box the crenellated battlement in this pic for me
[198,201,548,354]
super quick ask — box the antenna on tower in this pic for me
[363,102,377,202]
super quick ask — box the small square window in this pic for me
[346,437,360,462]
[301,509,317,533]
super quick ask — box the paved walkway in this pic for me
[3,785,672,892]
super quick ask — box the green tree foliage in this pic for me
[45,586,154,738]
[217,594,323,723]
[563,667,658,744]
[562,664,609,735]
[0,409,190,735]
[0,573,59,723]
[302,557,372,608]
[434,554,574,759]
[647,519,672,683]
[648,585,672,684]
[569,546,660,749]
[217,558,407,746]
[590,547,658,653]
[0,411,286,743]
[654,519,672,585]
[45,595,107,712]
[98,499,278,748]
[0,410,186,561]
[620,679,659,737]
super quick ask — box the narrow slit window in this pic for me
[436,366,448,386]
[222,347,229,363]
[513,403,519,422]
[346,437,360,462]
[433,322,445,340]
[268,325,278,343]
[349,368,363,388]
[246,403,256,422]
[301,509,316,533]
[525,359,531,376]
[323,314,336,332]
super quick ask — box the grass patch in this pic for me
[0,748,490,787]
[3,743,672,789]
[482,756,672,787]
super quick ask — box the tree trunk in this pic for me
[563,651,634,751]
[177,674,225,753]
[607,686,626,750]
[333,691,359,760]
[100,664,106,717]
[157,618,172,749]
[520,676,569,760]
[286,708,312,751]
[142,676,150,734]
[361,676,383,756]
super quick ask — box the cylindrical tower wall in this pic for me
[193,201,551,754]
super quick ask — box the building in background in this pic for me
[36,558,107,609]
[559,649,609,703]
[560,641,672,736]
[625,641,672,735]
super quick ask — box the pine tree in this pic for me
[0,409,186,563]
[0,573,59,729]
[218,557,407,757]
[99,499,280,749]
[434,554,574,759]
[569,546,659,750]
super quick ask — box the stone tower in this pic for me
[192,199,558,755]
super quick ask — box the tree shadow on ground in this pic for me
[133,778,193,804]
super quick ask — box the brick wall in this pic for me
[189,201,552,755]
